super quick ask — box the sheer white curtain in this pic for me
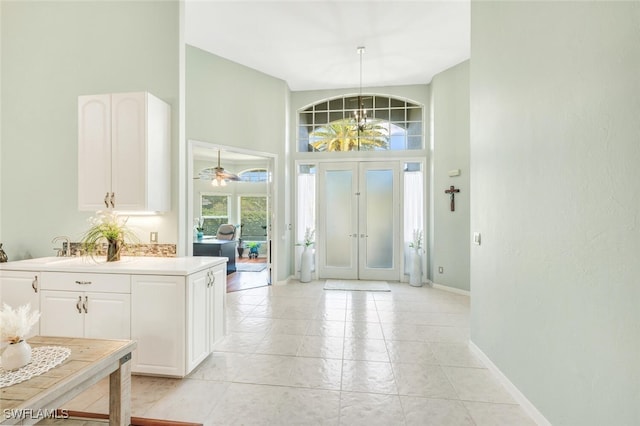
[296,173,316,273]
[403,171,424,275]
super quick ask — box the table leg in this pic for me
[109,353,132,426]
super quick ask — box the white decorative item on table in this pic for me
[1,346,71,387]
[0,303,40,370]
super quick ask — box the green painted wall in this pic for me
[0,1,180,260]
[431,61,470,291]
[186,45,291,281]
[471,2,640,424]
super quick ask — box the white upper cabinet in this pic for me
[78,92,171,212]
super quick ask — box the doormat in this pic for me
[235,262,267,272]
[323,280,390,292]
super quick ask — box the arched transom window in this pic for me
[298,94,423,152]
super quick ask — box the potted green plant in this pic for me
[195,218,205,240]
[246,241,261,259]
[81,211,137,262]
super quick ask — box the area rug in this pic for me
[235,262,267,272]
[323,279,390,292]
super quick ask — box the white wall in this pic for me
[471,2,640,424]
[0,1,181,259]
[430,61,470,291]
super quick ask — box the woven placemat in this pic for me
[1,346,71,388]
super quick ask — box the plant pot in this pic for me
[107,240,121,262]
[300,246,313,283]
[196,231,204,241]
[1,340,32,370]
[409,249,422,287]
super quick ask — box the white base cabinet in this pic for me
[186,266,225,372]
[0,260,226,378]
[0,271,41,338]
[39,272,131,340]
[131,274,185,377]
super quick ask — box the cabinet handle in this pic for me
[110,192,115,208]
[83,296,88,313]
[32,276,38,293]
[104,192,110,208]
[75,280,92,285]
[76,296,82,314]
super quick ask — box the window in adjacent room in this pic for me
[200,194,230,235]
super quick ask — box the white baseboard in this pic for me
[468,341,551,426]
[430,280,471,296]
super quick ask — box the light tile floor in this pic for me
[56,281,538,425]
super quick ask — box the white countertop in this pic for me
[0,256,227,276]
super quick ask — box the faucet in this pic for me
[51,236,71,257]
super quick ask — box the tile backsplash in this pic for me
[67,242,176,258]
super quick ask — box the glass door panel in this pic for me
[318,161,399,281]
[318,163,358,279]
[359,163,399,280]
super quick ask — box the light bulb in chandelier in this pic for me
[211,177,227,187]
[353,102,368,131]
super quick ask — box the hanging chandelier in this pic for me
[353,46,368,133]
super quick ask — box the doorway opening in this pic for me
[188,141,275,292]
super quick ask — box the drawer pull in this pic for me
[75,280,92,285]
[32,276,38,293]
[76,296,82,313]
[83,296,89,313]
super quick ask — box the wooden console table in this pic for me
[1,336,136,425]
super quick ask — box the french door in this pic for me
[317,161,400,281]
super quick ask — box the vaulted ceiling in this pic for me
[185,1,470,92]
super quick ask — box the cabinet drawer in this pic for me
[41,272,130,293]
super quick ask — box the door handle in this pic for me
[110,192,115,208]
[76,296,82,314]
[104,192,110,208]
[32,276,38,293]
[83,296,88,313]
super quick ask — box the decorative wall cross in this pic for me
[444,185,460,211]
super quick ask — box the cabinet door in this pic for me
[40,290,84,338]
[111,92,146,210]
[78,94,112,211]
[83,292,130,340]
[131,275,185,376]
[210,266,226,348]
[0,271,41,338]
[187,269,210,372]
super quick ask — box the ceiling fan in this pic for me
[194,150,240,185]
